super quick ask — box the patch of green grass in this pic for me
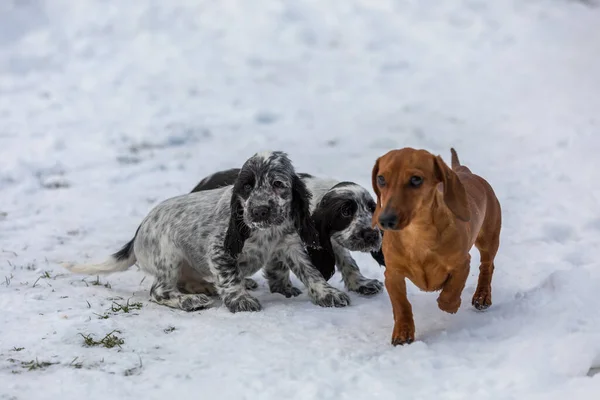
[12,347,24,352]
[94,313,110,319]
[111,299,143,313]
[90,276,111,288]
[80,330,125,349]
[20,358,58,371]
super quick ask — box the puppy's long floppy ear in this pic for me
[224,191,251,258]
[433,155,470,222]
[370,231,386,267]
[371,157,382,226]
[291,174,319,248]
[305,206,336,280]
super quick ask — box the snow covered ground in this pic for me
[1,0,600,398]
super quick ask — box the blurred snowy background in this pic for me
[1,1,599,399]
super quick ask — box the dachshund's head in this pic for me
[371,148,470,231]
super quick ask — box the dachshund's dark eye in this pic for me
[409,176,423,187]
[341,205,352,218]
[367,201,376,213]
[272,180,284,189]
[377,175,386,187]
[243,183,253,192]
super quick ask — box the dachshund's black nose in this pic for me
[251,205,271,221]
[378,212,398,230]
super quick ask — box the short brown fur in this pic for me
[371,147,501,345]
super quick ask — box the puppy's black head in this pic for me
[325,182,382,252]
[224,151,318,257]
[309,182,385,278]
[190,169,240,193]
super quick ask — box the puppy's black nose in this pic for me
[378,212,398,230]
[251,205,271,221]
[361,229,380,243]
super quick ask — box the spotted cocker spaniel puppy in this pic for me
[189,168,385,296]
[63,151,351,312]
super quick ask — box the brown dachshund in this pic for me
[371,147,501,345]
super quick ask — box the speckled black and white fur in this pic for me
[63,151,351,312]
[190,169,386,296]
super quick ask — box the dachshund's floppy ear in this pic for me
[371,157,380,198]
[371,157,382,226]
[433,155,470,222]
[305,205,336,280]
[224,193,250,258]
[369,160,386,266]
[291,174,319,248]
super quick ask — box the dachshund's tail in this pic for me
[450,148,461,170]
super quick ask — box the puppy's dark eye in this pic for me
[367,201,376,213]
[409,176,423,187]
[341,206,352,218]
[243,183,253,192]
[272,180,284,189]
[377,175,386,187]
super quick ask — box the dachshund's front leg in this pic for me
[437,258,470,314]
[384,268,415,345]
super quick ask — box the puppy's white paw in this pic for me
[224,293,262,313]
[270,283,302,298]
[352,279,383,296]
[244,278,259,290]
[310,286,351,308]
[180,294,213,311]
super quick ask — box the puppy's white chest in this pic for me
[236,227,288,273]
[245,232,281,258]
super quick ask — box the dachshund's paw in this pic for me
[472,288,492,310]
[352,279,384,296]
[311,286,351,308]
[244,278,259,291]
[179,294,213,312]
[437,296,461,314]
[391,323,415,346]
[224,294,262,313]
[270,283,302,298]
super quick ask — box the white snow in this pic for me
[1,0,600,398]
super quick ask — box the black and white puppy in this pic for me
[190,169,386,296]
[64,151,351,312]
